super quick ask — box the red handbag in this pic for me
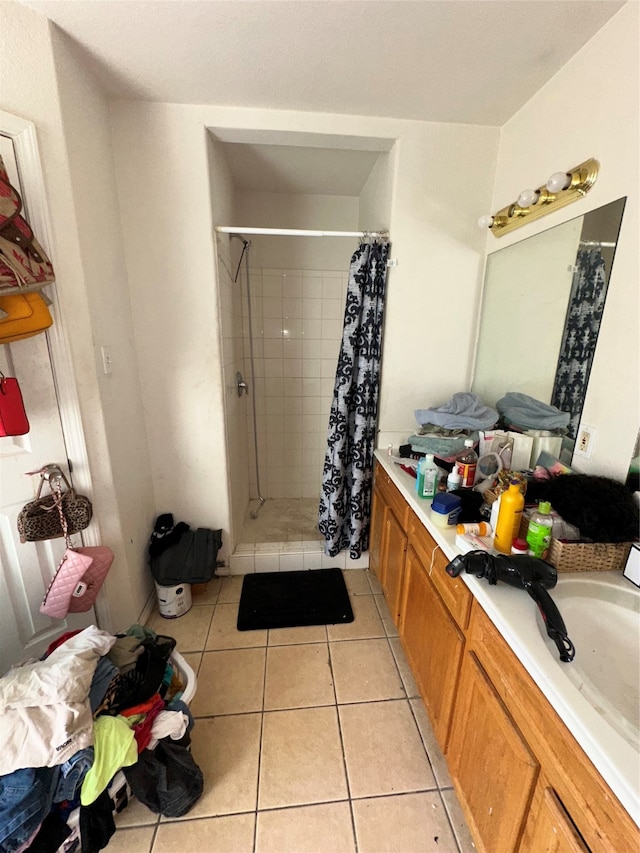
[0,372,29,435]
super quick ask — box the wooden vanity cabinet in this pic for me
[450,601,639,853]
[370,460,638,853]
[369,464,408,624]
[399,516,471,751]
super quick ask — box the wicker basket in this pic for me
[518,515,634,572]
[546,539,633,573]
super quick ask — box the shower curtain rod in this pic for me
[215,226,389,239]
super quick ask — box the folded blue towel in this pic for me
[496,392,569,430]
[415,392,497,431]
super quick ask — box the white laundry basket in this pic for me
[154,582,192,618]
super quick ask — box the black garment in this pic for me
[123,733,203,818]
[149,515,222,586]
[25,812,71,853]
[79,790,115,853]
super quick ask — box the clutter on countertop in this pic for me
[0,623,202,853]
[525,473,639,544]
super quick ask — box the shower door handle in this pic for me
[236,371,249,397]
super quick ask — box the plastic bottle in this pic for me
[420,454,440,500]
[511,538,529,556]
[455,439,478,488]
[446,469,462,492]
[494,480,525,554]
[456,522,491,536]
[415,457,426,497]
[526,501,554,558]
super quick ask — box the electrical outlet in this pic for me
[575,424,597,459]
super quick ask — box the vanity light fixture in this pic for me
[478,157,600,237]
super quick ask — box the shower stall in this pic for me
[210,133,394,573]
[217,228,354,571]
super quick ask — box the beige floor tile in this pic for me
[153,813,255,852]
[410,698,453,789]
[190,575,224,606]
[115,795,159,828]
[256,801,356,853]
[268,624,327,645]
[106,825,155,852]
[190,648,266,716]
[389,637,420,698]
[327,594,385,642]
[441,787,478,852]
[147,606,214,652]
[218,575,245,604]
[352,792,458,853]
[330,638,404,704]
[339,700,436,798]
[173,714,262,818]
[206,602,268,650]
[374,594,399,638]
[366,570,382,594]
[259,706,348,809]
[343,569,371,595]
[264,643,334,710]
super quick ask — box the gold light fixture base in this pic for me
[490,158,600,237]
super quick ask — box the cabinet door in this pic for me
[521,784,590,853]
[400,543,466,751]
[381,508,407,624]
[369,484,386,583]
[448,651,539,853]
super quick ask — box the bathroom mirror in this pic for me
[471,197,626,440]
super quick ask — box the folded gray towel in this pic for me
[496,392,569,430]
[415,392,498,431]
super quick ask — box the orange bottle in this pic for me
[494,480,525,554]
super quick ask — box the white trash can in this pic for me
[155,582,192,618]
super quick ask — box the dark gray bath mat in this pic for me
[237,568,354,631]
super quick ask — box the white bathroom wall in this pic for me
[109,103,498,549]
[0,2,155,629]
[488,1,639,481]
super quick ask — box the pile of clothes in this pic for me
[0,624,202,853]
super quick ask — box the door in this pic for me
[0,126,95,675]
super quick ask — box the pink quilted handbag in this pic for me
[39,474,113,618]
[40,548,95,619]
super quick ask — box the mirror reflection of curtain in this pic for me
[318,241,389,558]
[551,246,608,438]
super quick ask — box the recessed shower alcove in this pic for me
[211,129,395,571]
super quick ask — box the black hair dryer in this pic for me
[446,551,575,663]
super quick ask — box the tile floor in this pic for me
[111,570,476,852]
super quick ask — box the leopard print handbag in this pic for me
[17,467,92,543]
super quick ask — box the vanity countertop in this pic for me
[374,450,640,826]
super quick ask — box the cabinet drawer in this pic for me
[409,514,471,630]
[374,464,409,530]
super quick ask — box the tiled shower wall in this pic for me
[242,266,348,500]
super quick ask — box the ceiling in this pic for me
[16,0,625,197]
[21,0,624,127]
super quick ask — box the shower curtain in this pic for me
[551,245,608,438]
[318,240,389,558]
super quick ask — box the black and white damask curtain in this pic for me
[551,246,608,439]
[318,240,389,558]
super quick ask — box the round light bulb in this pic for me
[517,188,539,208]
[477,214,494,229]
[546,171,571,193]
